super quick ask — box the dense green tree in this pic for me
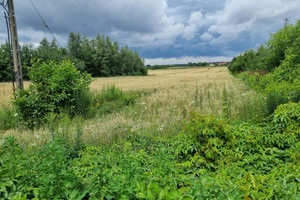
[229,20,300,74]
[20,43,35,80]
[68,32,82,59]
[0,42,11,82]
[267,22,299,70]
[0,32,146,81]
[35,38,67,63]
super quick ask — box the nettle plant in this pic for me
[14,60,92,127]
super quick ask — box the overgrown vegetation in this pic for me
[229,20,300,115]
[0,60,144,130]
[1,102,299,199]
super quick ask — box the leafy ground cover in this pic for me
[0,102,299,199]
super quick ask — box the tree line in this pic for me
[228,20,300,76]
[0,32,147,82]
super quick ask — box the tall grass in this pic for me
[1,67,266,147]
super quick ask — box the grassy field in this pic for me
[1,67,263,147]
[1,66,299,199]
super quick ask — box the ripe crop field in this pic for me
[1,67,258,146]
[0,82,29,108]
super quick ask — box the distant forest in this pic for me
[0,32,147,82]
[146,62,227,70]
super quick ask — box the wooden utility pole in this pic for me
[7,0,23,90]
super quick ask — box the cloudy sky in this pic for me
[1,0,300,65]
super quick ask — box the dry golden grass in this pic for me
[85,67,251,143]
[0,81,30,108]
[1,67,259,147]
[91,67,232,92]
[0,83,15,108]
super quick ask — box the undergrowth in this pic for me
[93,85,146,117]
[1,102,299,199]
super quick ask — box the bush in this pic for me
[0,107,18,130]
[238,71,300,116]
[172,112,233,169]
[94,85,140,116]
[272,102,300,130]
[13,60,92,127]
[264,81,300,115]
[0,137,84,199]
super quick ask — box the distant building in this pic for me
[209,63,215,67]
[218,62,227,66]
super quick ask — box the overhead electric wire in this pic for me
[28,0,62,47]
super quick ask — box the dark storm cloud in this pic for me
[0,0,299,64]
[15,0,170,36]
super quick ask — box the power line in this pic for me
[28,0,62,47]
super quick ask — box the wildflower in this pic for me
[241,93,246,96]
[131,125,140,132]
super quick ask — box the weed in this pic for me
[0,106,18,130]
[222,86,231,119]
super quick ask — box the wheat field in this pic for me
[1,67,259,147]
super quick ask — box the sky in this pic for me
[0,0,300,65]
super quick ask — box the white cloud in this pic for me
[182,11,204,40]
[201,0,300,45]
[200,32,213,41]
[2,0,299,59]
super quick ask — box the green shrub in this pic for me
[13,60,92,127]
[0,137,84,199]
[264,81,300,115]
[0,106,18,130]
[94,85,140,116]
[272,102,300,130]
[274,52,300,83]
[172,112,233,169]
[238,71,299,116]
